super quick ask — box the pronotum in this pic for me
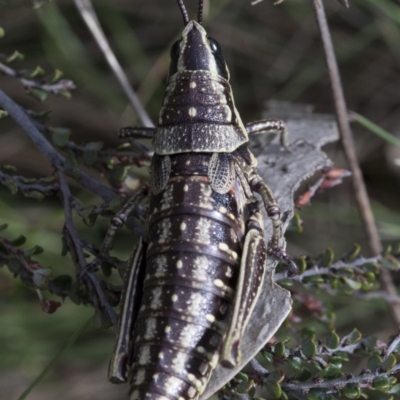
[107,1,297,399]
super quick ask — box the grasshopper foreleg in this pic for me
[250,175,298,276]
[245,119,289,150]
[118,127,156,140]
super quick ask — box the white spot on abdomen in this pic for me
[195,218,211,244]
[189,107,197,117]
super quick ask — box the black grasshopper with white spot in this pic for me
[108,1,297,399]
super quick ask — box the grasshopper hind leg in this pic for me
[108,238,147,384]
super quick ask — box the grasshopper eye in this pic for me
[170,40,182,60]
[208,37,222,55]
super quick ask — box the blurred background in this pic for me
[0,0,399,399]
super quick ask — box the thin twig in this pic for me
[312,0,400,324]
[0,90,117,201]
[58,171,118,328]
[0,170,58,196]
[73,0,154,128]
[0,62,76,94]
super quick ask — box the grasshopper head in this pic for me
[169,20,229,80]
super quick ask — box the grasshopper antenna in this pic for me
[177,0,190,26]
[198,0,204,24]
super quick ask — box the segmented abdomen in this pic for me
[129,155,245,400]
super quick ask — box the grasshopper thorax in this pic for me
[153,20,249,155]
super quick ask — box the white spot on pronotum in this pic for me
[206,314,215,323]
[190,81,197,88]
[165,325,171,333]
[176,260,183,269]
[183,184,189,192]
[213,279,224,288]
[189,107,197,117]
[197,346,205,353]
[153,373,159,379]
[171,294,178,302]
[180,222,187,231]
[219,243,229,251]
[158,352,164,359]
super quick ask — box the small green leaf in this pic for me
[330,352,349,364]
[261,350,273,363]
[85,142,104,151]
[29,66,45,78]
[24,245,44,256]
[26,191,45,201]
[58,90,72,99]
[110,164,128,183]
[342,383,361,399]
[297,256,307,274]
[51,129,71,147]
[320,248,334,267]
[11,235,26,246]
[236,379,253,394]
[6,50,24,62]
[343,243,361,261]
[307,389,327,400]
[235,372,249,381]
[382,354,397,371]
[1,165,16,173]
[372,376,391,391]
[342,278,362,293]
[364,262,380,274]
[0,109,8,119]
[274,342,285,358]
[50,274,72,293]
[3,176,18,194]
[322,363,342,379]
[51,69,64,83]
[265,383,282,399]
[28,88,48,102]
[295,367,313,382]
[286,356,302,371]
[301,335,317,358]
[82,149,98,166]
[267,370,285,384]
[368,354,383,370]
[325,330,340,349]
[345,329,362,344]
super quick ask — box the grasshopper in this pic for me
[107,1,296,399]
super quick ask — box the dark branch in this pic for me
[0,90,117,201]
